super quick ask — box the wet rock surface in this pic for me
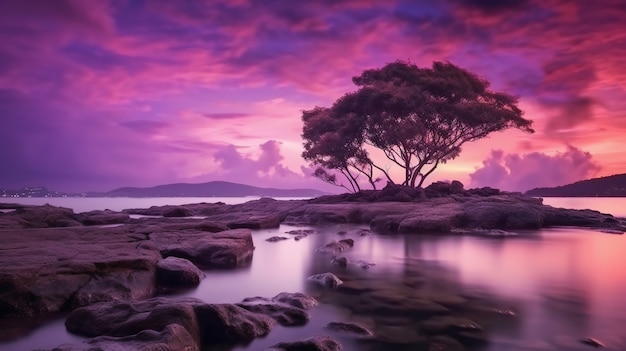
[266,335,344,351]
[156,256,204,287]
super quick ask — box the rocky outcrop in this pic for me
[266,335,343,351]
[153,228,255,269]
[317,239,354,255]
[0,205,81,228]
[63,297,275,349]
[75,209,130,226]
[49,323,198,351]
[326,322,373,336]
[0,220,255,318]
[156,256,204,287]
[238,292,318,326]
[308,273,343,289]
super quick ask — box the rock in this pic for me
[227,213,282,229]
[0,204,81,228]
[421,316,483,334]
[266,236,289,242]
[46,323,198,351]
[237,301,310,326]
[331,256,348,268]
[163,207,192,217]
[449,180,464,194]
[195,303,275,343]
[326,322,373,336]
[156,256,204,287]
[237,292,317,327]
[153,228,255,269]
[65,297,275,345]
[317,239,354,255]
[0,225,161,317]
[308,273,343,289]
[356,260,376,269]
[428,335,466,351]
[337,230,347,235]
[467,187,500,197]
[425,181,452,197]
[75,210,130,225]
[266,335,343,351]
[273,292,318,309]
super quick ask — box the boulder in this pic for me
[237,292,317,327]
[163,207,192,217]
[317,239,354,255]
[326,322,373,336]
[0,204,81,228]
[266,335,343,351]
[227,213,282,229]
[48,323,198,351]
[449,180,464,194]
[331,256,348,268]
[153,228,255,269]
[0,226,161,317]
[237,301,310,326]
[156,256,204,287]
[76,209,130,225]
[308,273,343,289]
[65,297,275,345]
[266,236,289,242]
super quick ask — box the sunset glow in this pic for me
[1,0,625,192]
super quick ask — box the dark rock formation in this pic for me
[317,239,354,255]
[64,297,275,348]
[154,228,255,269]
[326,322,373,336]
[0,204,81,228]
[0,220,254,318]
[75,209,130,225]
[266,236,289,242]
[308,273,343,289]
[48,323,198,351]
[331,256,348,268]
[238,293,317,326]
[156,256,204,287]
[266,335,343,351]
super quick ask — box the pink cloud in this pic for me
[469,145,601,191]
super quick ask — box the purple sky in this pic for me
[1,0,625,192]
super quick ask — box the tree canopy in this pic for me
[302,61,534,192]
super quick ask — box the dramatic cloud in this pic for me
[0,0,624,192]
[469,146,601,191]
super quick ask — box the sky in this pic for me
[0,0,625,193]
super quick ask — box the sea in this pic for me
[1,196,625,351]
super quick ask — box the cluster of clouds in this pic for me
[0,0,624,191]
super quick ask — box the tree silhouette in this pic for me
[302,61,534,191]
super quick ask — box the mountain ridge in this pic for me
[1,181,328,198]
[525,173,626,197]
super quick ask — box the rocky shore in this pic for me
[0,182,623,350]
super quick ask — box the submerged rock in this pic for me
[266,236,289,242]
[75,209,130,226]
[65,297,275,346]
[318,239,354,255]
[326,322,373,336]
[48,323,198,351]
[266,335,343,351]
[308,273,343,289]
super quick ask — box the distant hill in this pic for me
[102,181,327,197]
[525,173,626,197]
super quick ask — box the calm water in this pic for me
[1,197,625,350]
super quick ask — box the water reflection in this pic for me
[2,224,626,351]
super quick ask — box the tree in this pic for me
[302,61,534,191]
